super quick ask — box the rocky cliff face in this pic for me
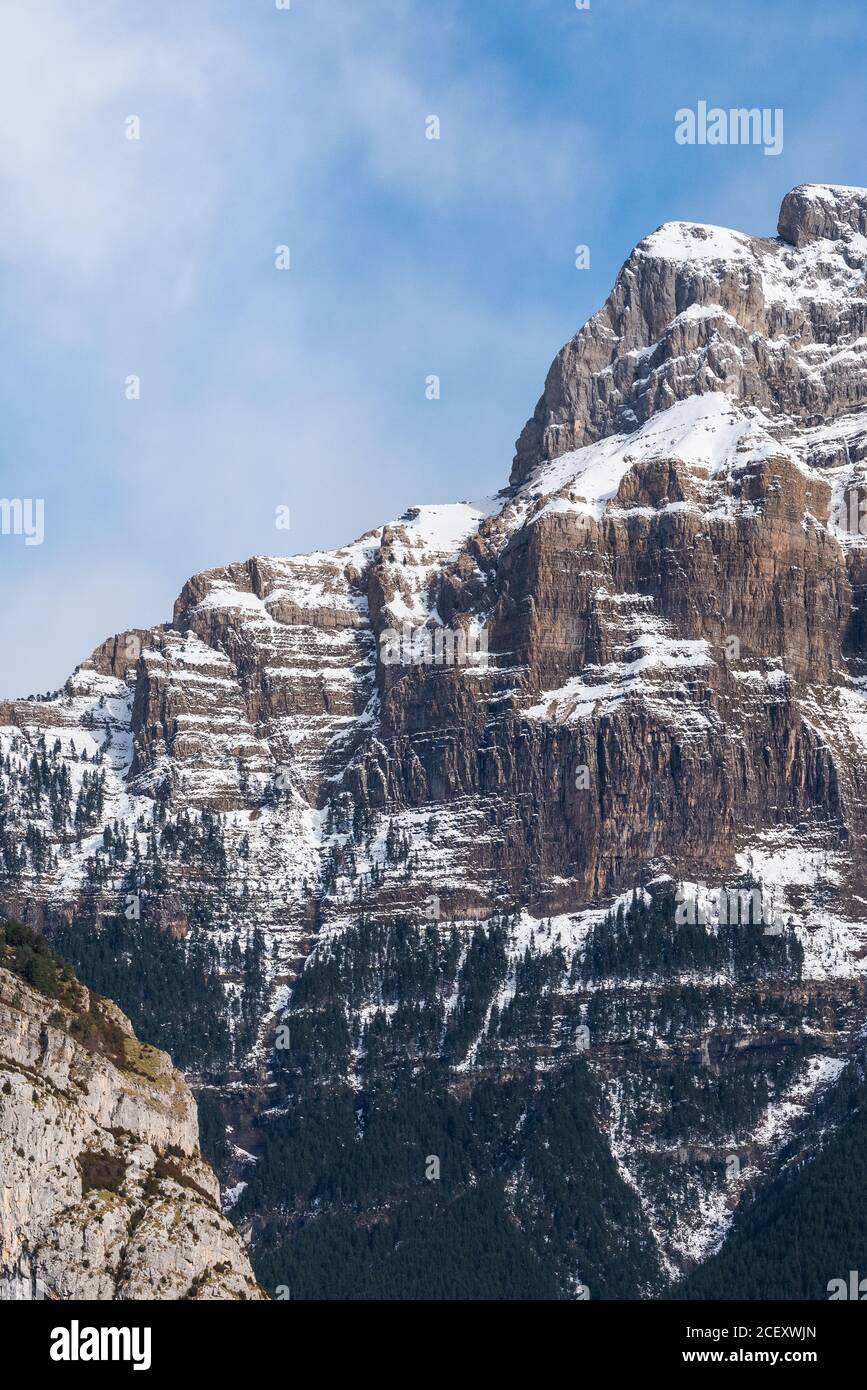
[512,182,867,484]
[4,184,867,1295]
[0,928,263,1300]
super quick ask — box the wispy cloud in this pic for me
[2,0,866,696]
[0,0,592,695]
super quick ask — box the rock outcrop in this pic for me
[0,928,263,1301]
[512,182,867,486]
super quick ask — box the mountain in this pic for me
[3,183,867,1298]
[0,922,263,1300]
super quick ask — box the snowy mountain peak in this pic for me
[511,183,867,489]
[778,182,867,247]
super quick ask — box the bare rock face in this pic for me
[511,183,867,488]
[0,948,264,1301]
[778,183,867,247]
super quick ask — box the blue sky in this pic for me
[2,0,866,695]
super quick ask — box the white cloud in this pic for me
[0,2,252,281]
[0,0,600,696]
